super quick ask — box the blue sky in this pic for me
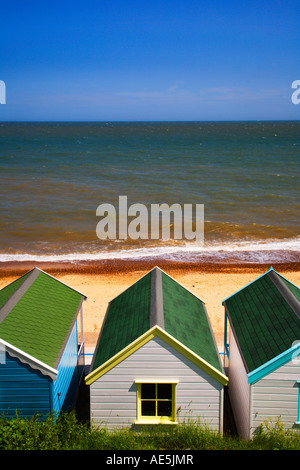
[0,0,299,121]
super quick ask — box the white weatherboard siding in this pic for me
[90,336,223,431]
[228,327,300,438]
[227,328,251,440]
[251,359,300,437]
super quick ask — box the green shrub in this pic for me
[252,416,300,450]
[0,411,299,450]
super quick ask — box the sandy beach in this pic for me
[1,260,299,349]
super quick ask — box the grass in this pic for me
[0,411,300,450]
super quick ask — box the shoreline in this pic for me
[1,259,299,349]
[0,259,299,277]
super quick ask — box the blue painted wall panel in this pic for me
[0,321,81,418]
[0,353,51,418]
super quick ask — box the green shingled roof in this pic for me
[90,267,222,374]
[161,272,222,372]
[223,268,300,373]
[0,271,31,309]
[0,268,86,370]
[91,271,152,371]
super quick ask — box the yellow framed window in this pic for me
[135,380,178,424]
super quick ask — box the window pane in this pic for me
[141,383,155,399]
[157,401,172,417]
[141,400,156,416]
[157,384,172,399]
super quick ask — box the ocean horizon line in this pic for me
[1,119,300,124]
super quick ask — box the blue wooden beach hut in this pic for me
[0,267,87,418]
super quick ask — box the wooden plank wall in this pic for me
[90,336,223,432]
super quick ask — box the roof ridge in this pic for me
[267,270,300,321]
[0,268,40,325]
[150,267,164,329]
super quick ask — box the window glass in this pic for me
[157,383,172,399]
[141,383,155,399]
[141,400,156,416]
[157,401,172,417]
[139,383,174,419]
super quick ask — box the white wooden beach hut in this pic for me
[85,267,228,432]
[223,267,300,439]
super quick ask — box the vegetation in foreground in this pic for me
[0,411,299,450]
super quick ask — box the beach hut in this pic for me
[223,267,300,439]
[85,267,228,432]
[0,267,87,418]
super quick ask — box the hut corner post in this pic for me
[78,304,84,362]
[224,309,229,366]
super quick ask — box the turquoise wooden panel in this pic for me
[52,321,80,414]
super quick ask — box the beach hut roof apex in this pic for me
[86,266,226,385]
[223,268,300,373]
[0,268,86,375]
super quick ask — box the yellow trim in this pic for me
[135,378,179,384]
[136,381,177,424]
[135,419,178,425]
[85,325,228,386]
[85,329,156,385]
[154,327,228,385]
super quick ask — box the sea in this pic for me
[0,121,299,265]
